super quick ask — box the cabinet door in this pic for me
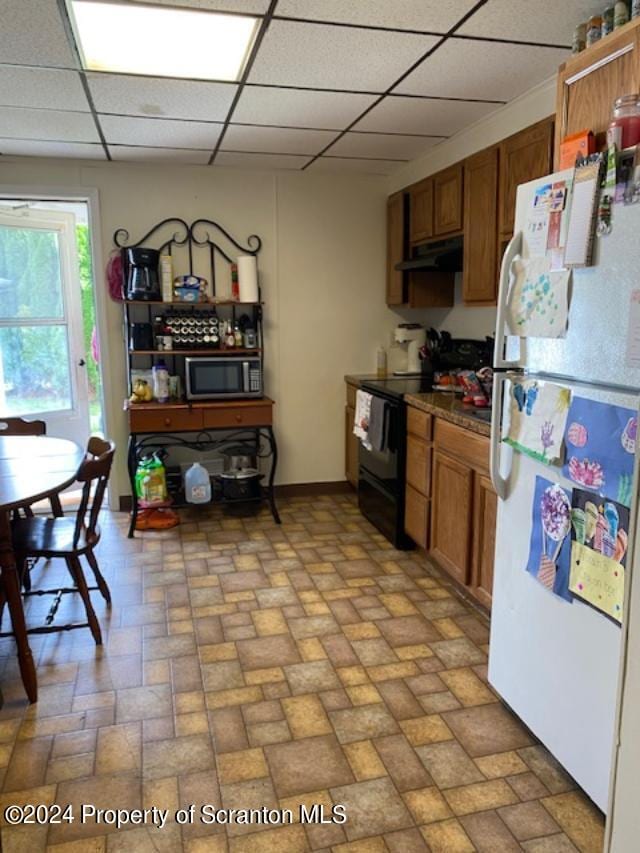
[406,434,431,496]
[409,178,434,243]
[430,450,473,585]
[463,146,499,305]
[499,118,553,238]
[387,191,407,306]
[471,473,497,610]
[555,26,640,163]
[345,405,359,487]
[434,164,464,236]
[405,484,429,549]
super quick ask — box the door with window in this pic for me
[0,207,91,446]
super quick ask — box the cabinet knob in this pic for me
[235,415,243,423]
[164,417,171,427]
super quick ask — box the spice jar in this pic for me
[586,14,602,45]
[572,22,586,53]
[633,0,640,19]
[602,6,615,36]
[608,94,640,149]
[615,0,630,27]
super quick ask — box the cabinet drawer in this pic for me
[202,404,272,429]
[405,485,429,549]
[434,418,489,472]
[407,406,433,440]
[346,382,357,408]
[130,407,203,433]
[406,435,431,496]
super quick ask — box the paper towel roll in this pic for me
[237,255,259,302]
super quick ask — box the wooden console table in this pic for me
[126,397,279,537]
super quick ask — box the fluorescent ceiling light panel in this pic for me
[68,1,259,81]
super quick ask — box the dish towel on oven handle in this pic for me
[354,390,372,450]
[368,395,388,453]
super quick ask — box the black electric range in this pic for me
[357,376,432,550]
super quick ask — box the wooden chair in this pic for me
[0,418,64,518]
[10,437,115,645]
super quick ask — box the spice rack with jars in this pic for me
[116,217,265,402]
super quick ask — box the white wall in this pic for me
[0,157,397,500]
[385,76,558,341]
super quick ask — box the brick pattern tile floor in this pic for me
[0,494,605,851]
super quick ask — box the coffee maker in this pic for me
[388,324,427,375]
[125,248,161,301]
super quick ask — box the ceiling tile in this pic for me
[235,86,377,129]
[0,108,100,142]
[1,0,77,68]
[327,131,442,160]
[395,38,568,101]
[222,124,338,154]
[354,95,500,136]
[128,0,270,11]
[459,0,604,45]
[0,66,89,113]
[276,0,477,33]
[248,20,437,92]
[215,151,310,169]
[99,115,221,149]
[307,156,402,175]
[0,139,105,159]
[87,73,237,121]
[109,146,211,164]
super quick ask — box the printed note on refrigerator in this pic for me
[525,183,552,257]
[506,256,570,338]
[525,476,573,602]
[625,289,640,368]
[569,488,629,624]
[504,379,571,466]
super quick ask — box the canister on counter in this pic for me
[586,14,603,45]
[572,22,586,53]
[602,6,615,36]
[615,0,630,27]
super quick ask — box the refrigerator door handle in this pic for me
[490,372,509,501]
[494,231,523,369]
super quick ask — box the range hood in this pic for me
[395,235,463,273]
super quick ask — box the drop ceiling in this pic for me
[0,0,603,174]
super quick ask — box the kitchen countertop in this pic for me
[345,374,380,385]
[405,392,492,437]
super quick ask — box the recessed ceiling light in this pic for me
[67,1,259,82]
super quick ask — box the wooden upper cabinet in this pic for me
[556,20,640,165]
[499,118,554,238]
[409,177,434,243]
[434,164,464,236]
[463,146,499,305]
[386,191,407,306]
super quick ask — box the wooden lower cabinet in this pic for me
[430,449,473,586]
[405,484,429,549]
[345,404,359,488]
[471,473,498,609]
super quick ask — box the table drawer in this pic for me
[407,406,433,440]
[434,418,489,472]
[406,434,431,496]
[202,404,272,430]
[130,408,203,433]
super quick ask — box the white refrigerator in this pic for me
[489,170,640,814]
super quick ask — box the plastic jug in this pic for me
[184,462,211,504]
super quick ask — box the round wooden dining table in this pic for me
[0,435,84,702]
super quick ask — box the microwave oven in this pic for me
[185,356,262,400]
